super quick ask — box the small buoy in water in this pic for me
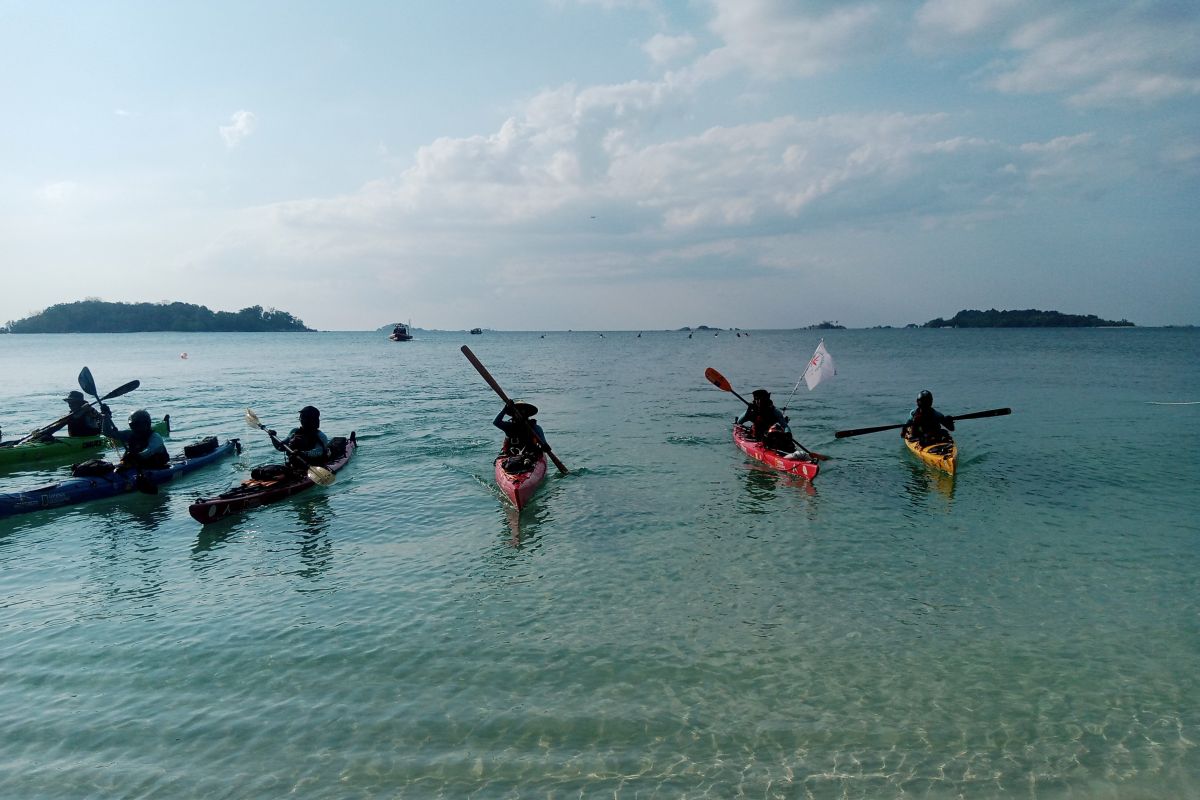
[180,352,189,360]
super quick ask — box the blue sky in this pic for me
[2,0,1197,329]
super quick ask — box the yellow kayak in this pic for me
[904,434,957,475]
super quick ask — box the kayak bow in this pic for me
[903,434,957,475]
[494,452,547,511]
[732,424,819,481]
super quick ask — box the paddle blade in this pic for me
[102,379,140,401]
[78,367,98,398]
[704,367,732,392]
[308,466,336,486]
[244,409,263,429]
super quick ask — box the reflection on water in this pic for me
[902,459,956,508]
[82,496,174,612]
[738,462,817,513]
[293,493,334,579]
[190,490,340,581]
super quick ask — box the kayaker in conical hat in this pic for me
[494,400,548,462]
[903,389,955,445]
[40,389,105,438]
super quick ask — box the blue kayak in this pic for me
[0,438,241,518]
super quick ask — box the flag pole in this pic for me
[781,338,820,413]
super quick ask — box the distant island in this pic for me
[806,321,846,330]
[3,300,314,333]
[924,309,1134,328]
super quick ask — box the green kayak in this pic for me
[0,416,171,470]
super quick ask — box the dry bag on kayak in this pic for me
[72,459,116,477]
[183,436,219,458]
[250,464,291,481]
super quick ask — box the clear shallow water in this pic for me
[0,328,1197,799]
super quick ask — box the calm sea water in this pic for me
[0,328,1197,799]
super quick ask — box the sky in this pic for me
[2,0,1198,330]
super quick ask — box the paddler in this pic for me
[737,389,806,458]
[269,406,331,467]
[101,407,170,469]
[494,401,547,471]
[903,390,955,445]
[47,390,105,437]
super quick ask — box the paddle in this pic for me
[704,367,830,461]
[835,407,1012,439]
[460,345,569,474]
[78,367,158,494]
[15,378,141,445]
[244,409,336,486]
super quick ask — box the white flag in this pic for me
[803,340,836,390]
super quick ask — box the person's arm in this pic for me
[493,409,514,435]
[736,408,753,425]
[938,410,955,431]
[99,405,126,441]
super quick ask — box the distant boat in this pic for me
[388,323,413,342]
[469,327,483,335]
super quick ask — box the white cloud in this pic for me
[207,65,1114,302]
[37,181,80,204]
[914,2,1200,107]
[688,0,893,82]
[643,33,697,65]
[913,0,1024,42]
[219,110,257,148]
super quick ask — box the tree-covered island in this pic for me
[924,309,1134,328]
[2,300,314,333]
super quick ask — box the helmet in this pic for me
[752,389,771,402]
[128,409,152,430]
[917,390,933,407]
[299,406,321,426]
[64,390,86,404]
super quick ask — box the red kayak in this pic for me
[188,433,356,524]
[732,424,819,481]
[494,451,547,511]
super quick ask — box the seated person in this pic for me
[493,401,546,471]
[39,391,104,439]
[903,390,955,445]
[270,405,331,468]
[102,407,170,469]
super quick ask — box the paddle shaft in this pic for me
[460,345,568,474]
[835,407,1012,439]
